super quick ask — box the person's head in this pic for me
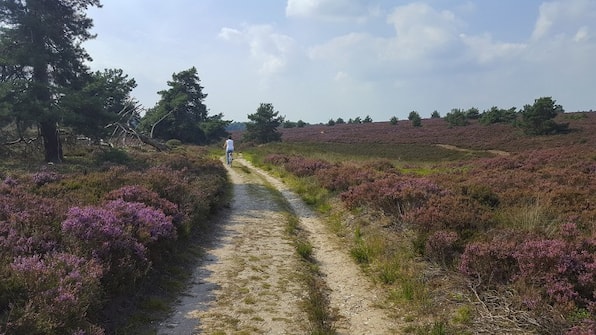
[228,136,232,139]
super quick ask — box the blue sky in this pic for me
[83,0,596,123]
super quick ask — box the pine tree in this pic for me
[0,0,101,162]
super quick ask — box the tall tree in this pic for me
[520,97,567,135]
[61,68,137,142]
[244,103,284,144]
[140,67,228,144]
[408,111,422,127]
[0,0,102,162]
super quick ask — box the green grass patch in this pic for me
[246,142,486,163]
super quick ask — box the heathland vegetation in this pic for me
[240,110,595,334]
[0,145,228,334]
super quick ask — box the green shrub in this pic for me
[94,148,131,166]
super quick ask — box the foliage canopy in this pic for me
[0,0,102,162]
[139,67,228,144]
[244,103,284,144]
[519,97,568,135]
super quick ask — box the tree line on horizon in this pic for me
[241,96,573,149]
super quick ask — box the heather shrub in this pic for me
[6,252,103,335]
[566,319,596,335]
[424,230,459,267]
[315,164,378,192]
[341,175,444,217]
[513,234,596,315]
[32,170,62,186]
[138,165,225,233]
[104,185,185,227]
[460,183,500,208]
[103,199,177,245]
[458,237,519,287]
[2,175,18,187]
[93,148,132,166]
[0,145,228,333]
[284,156,332,177]
[263,153,290,166]
[0,193,64,258]
[362,159,396,173]
[404,193,495,240]
[62,205,151,291]
[263,154,332,177]
[34,166,134,206]
[460,223,596,324]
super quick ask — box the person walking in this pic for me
[224,135,234,166]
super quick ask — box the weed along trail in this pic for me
[158,156,401,334]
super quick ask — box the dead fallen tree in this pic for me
[105,101,170,152]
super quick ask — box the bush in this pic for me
[341,175,444,217]
[7,253,104,335]
[61,200,176,292]
[94,148,132,166]
[519,97,568,135]
[424,230,459,267]
[404,194,495,238]
[165,139,182,148]
[459,223,596,318]
[459,237,519,287]
[444,109,469,127]
[32,170,62,186]
[315,164,377,192]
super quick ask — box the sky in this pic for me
[83,0,596,124]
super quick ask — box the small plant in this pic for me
[94,148,131,165]
[452,305,472,325]
[32,170,62,186]
[378,259,401,284]
[350,243,371,264]
[296,241,313,260]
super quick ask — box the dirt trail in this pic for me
[157,156,400,334]
[436,144,509,156]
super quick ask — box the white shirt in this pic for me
[225,139,234,151]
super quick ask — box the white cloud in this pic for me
[285,0,380,22]
[218,27,242,40]
[574,26,590,42]
[307,2,462,80]
[219,24,296,77]
[308,32,370,61]
[383,3,459,60]
[460,33,527,64]
[532,0,596,40]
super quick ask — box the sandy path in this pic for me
[157,157,401,334]
[241,158,402,335]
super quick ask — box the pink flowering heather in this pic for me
[61,205,150,291]
[315,164,380,192]
[341,175,444,217]
[2,176,18,187]
[104,185,185,225]
[424,230,460,267]
[7,252,103,334]
[103,199,177,244]
[32,170,62,186]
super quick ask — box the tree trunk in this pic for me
[40,121,63,163]
[138,133,169,152]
